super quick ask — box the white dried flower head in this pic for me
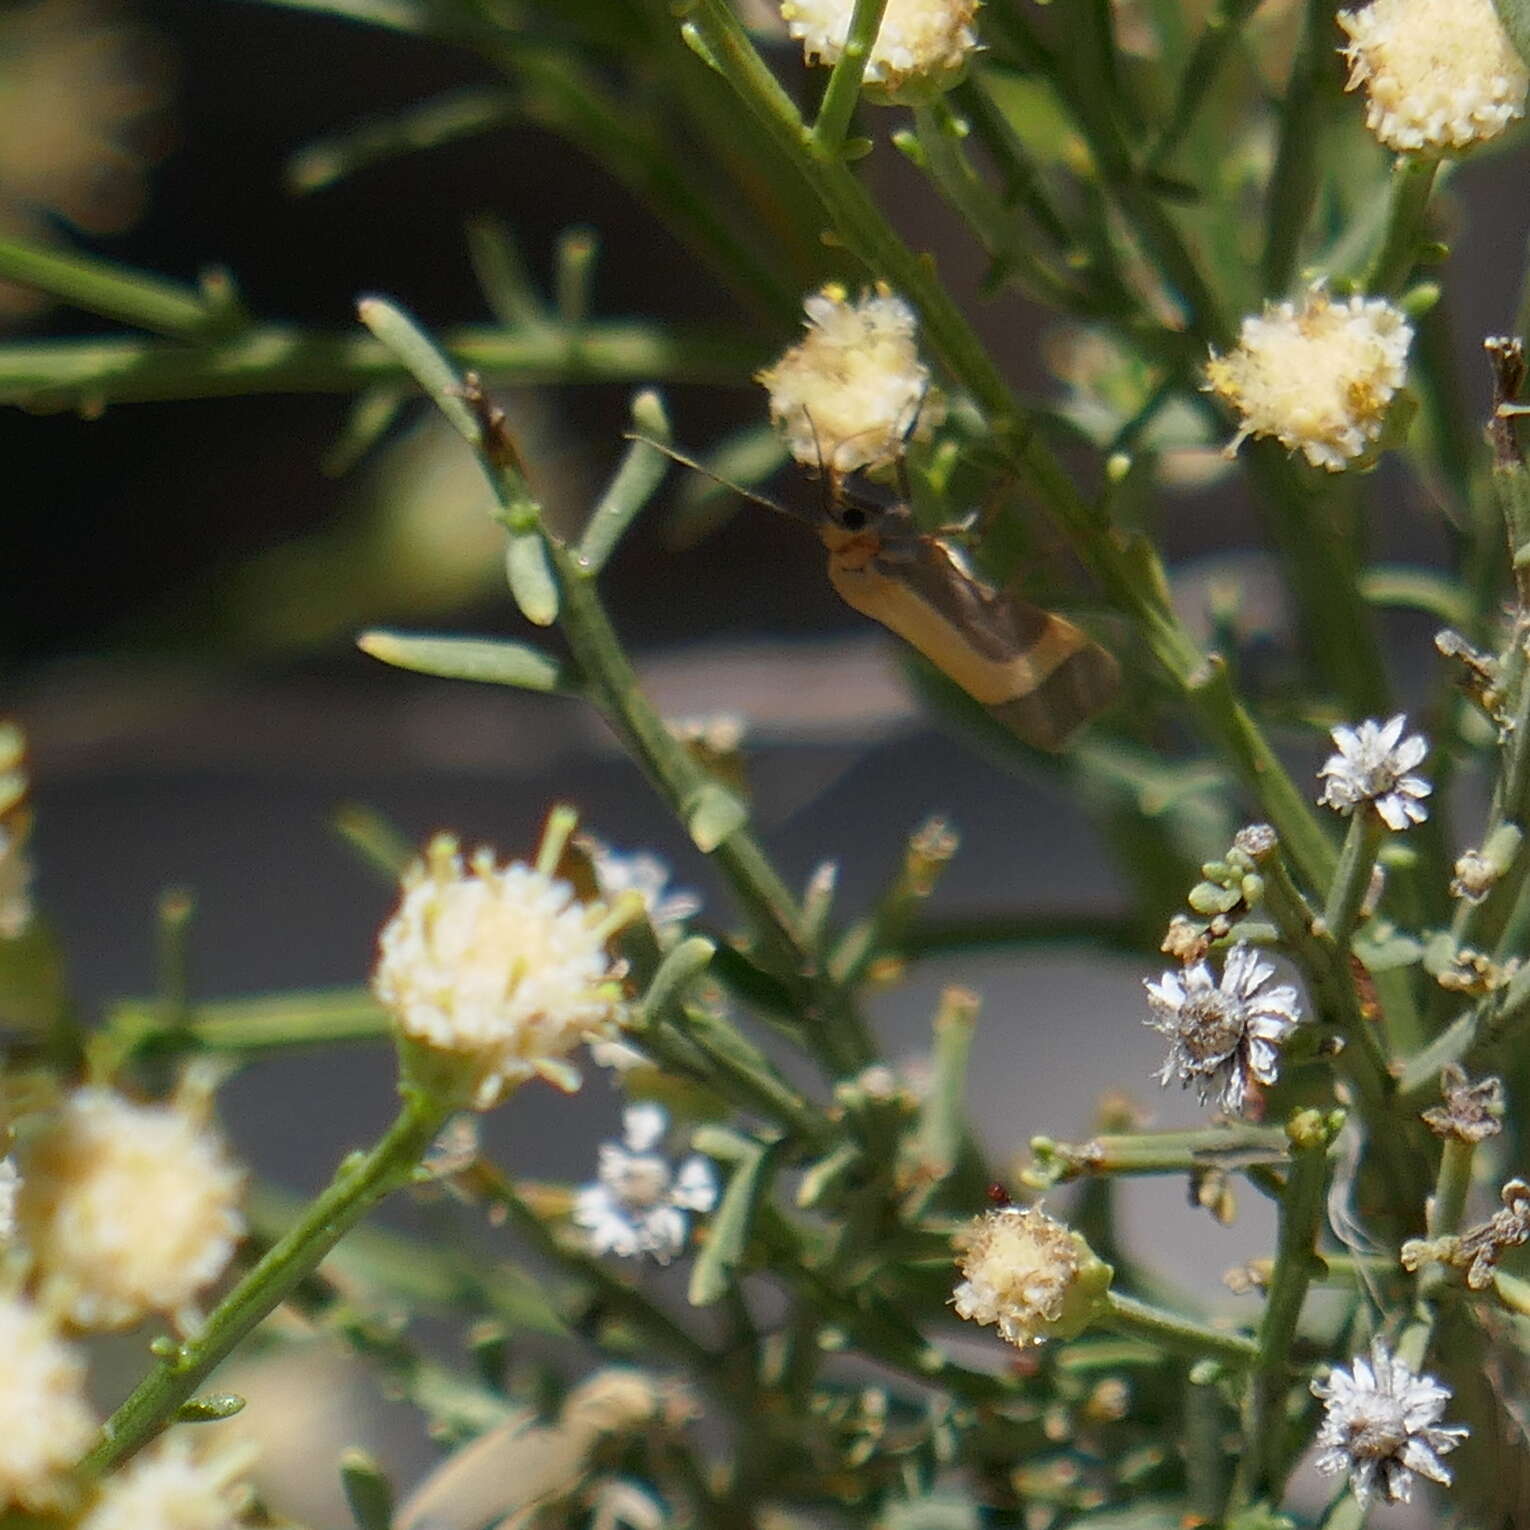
[16,1088,244,1333]
[572,1104,717,1264]
[779,0,981,102]
[951,1204,1111,1348]
[1144,944,1301,1115]
[758,283,942,475]
[0,1293,98,1509]
[373,834,627,1110]
[1337,0,1527,152]
[1318,714,1432,830]
[1312,1339,1466,1504]
[585,840,701,947]
[79,1432,255,1530]
[1204,288,1412,470]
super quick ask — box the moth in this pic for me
[642,440,1120,752]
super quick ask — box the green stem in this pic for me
[1366,155,1443,295]
[1323,811,1386,950]
[110,987,389,1058]
[0,321,761,410]
[1261,0,1340,296]
[810,0,889,152]
[1146,0,1263,174]
[1247,1115,1335,1500]
[1027,1125,1290,1184]
[546,543,806,962]
[84,1087,450,1474]
[1100,1291,1258,1367]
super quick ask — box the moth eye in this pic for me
[839,505,868,531]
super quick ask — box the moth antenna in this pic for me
[624,434,816,524]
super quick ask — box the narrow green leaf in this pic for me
[554,226,598,327]
[687,1138,777,1306]
[175,1393,246,1423]
[322,386,407,477]
[465,216,548,330]
[355,296,478,444]
[340,1450,395,1530]
[684,781,749,852]
[913,987,980,1183]
[357,630,573,692]
[640,936,717,1026]
[578,390,673,571]
[504,533,560,627]
[289,89,517,194]
[1359,565,1472,626]
[0,238,212,340]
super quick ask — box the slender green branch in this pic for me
[1146,0,1263,173]
[810,0,889,152]
[1246,1113,1337,1501]
[110,987,389,1058]
[84,1087,450,1473]
[0,320,762,410]
[1262,0,1341,296]
[1366,155,1443,295]
[1323,811,1386,950]
[1100,1291,1258,1367]
[0,238,223,340]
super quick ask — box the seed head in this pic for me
[1317,715,1432,830]
[1311,1339,1466,1504]
[1144,944,1301,1115]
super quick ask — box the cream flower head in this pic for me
[952,1204,1111,1348]
[1205,288,1412,470]
[373,833,629,1110]
[779,0,981,102]
[758,283,942,475]
[0,1293,98,1509]
[1338,0,1528,153]
[1317,714,1432,830]
[16,1088,245,1333]
[79,1432,255,1530]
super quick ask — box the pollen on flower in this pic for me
[1337,0,1528,152]
[952,1204,1111,1348]
[373,834,627,1110]
[758,283,942,475]
[1204,288,1412,470]
[16,1088,245,1333]
[0,1293,99,1510]
[778,0,980,102]
[78,1432,255,1530]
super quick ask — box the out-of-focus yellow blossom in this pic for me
[16,1087,245,1333]
[0,1293,98,1509]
